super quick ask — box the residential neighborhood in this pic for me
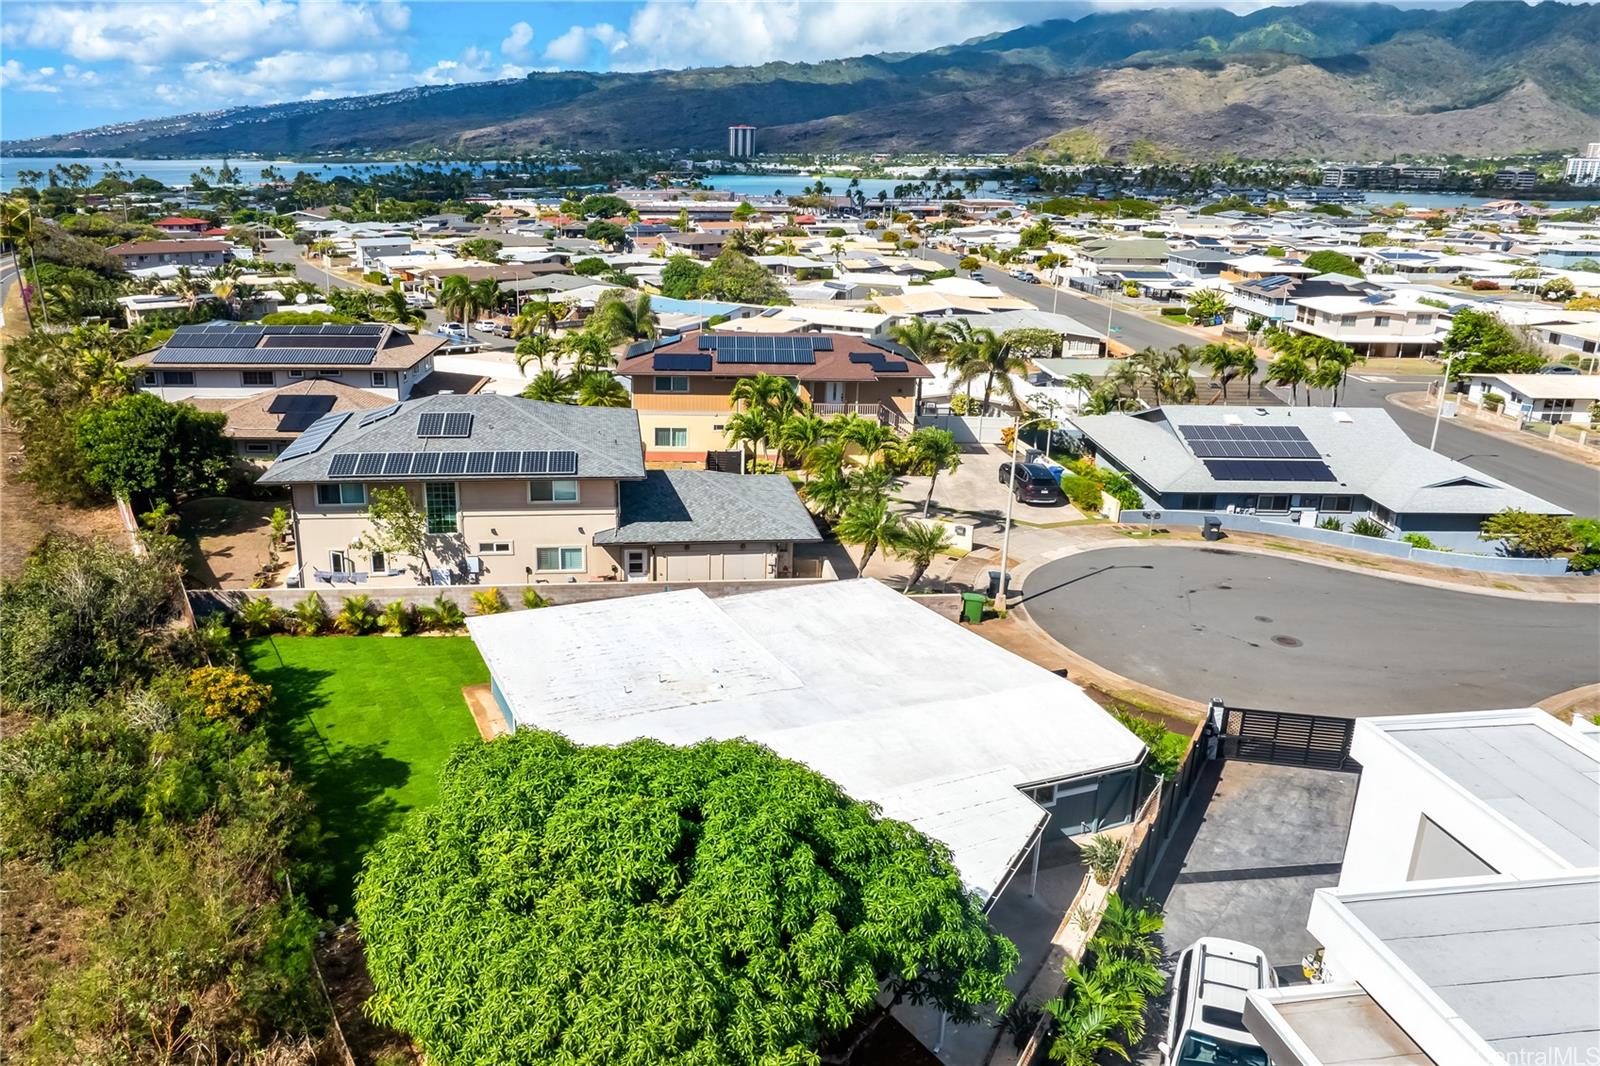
[3,4,1599,1066]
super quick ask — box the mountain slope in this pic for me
[7,1,1598,160]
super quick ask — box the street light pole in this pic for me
[1429,350,1457,452]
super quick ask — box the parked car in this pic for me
[471,318,503,335]
[1538,363,1580,374]
[997,462,1064,505]
[403,292,435,309]
[1159,938,1275,1066]
[440,321,467,339]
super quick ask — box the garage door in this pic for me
[719,548,769,580]
[659,550,712,582]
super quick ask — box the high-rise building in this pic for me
[1494,167,1538,191]
[1564,142,1600,186]
[727,125,756,159]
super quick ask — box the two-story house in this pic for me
[256,393,821,587]
[125,321,443,404]
[1285,291,1444,358]
[616,330,932,464]
[107,239,234,271]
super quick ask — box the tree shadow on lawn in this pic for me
[259,661,413,918]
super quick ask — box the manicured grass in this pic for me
[244,635,487,914]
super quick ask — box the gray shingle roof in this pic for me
[257,393,645,484]
[593,470,821,546]
[1069,405,1568,515]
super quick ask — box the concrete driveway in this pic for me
[1136,758,1359,1062]
[1021,544,1600,715]
[896,443,1081,521]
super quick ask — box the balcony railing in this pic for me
[812,403,912,434]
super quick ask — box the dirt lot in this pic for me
[0,420,129,579]
[180,496,280,588]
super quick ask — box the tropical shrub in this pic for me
[1045,895,1165,1064]
[184,665,271,721]
[1479,508,1573,557]
[1080,835,1123,885]
[470,588,508,615]
[1101,472,1142,511]
[1060,474,1102,514]
[1110,708,1188,778]
[238,597,280,636]
[1402,533,1447,552]
[332,593,379,634]
[289,592,329,635]
[379,600,412,635]
[418,593,466,631]
[1318,516,1344,531]
[521,587,552,609]
[948,392,972,415]
[1349,517,1388,538]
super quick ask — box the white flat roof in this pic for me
[1465,373,1600,400]
[1359,709,1600,866]
[466,580,1146,901]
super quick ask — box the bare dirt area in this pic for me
[0,419,128,579]
[180,496,280,588]
[317,925,422,1065]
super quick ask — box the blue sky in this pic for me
[1,0,1475,140]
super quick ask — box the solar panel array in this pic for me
[1203,459,1337,483]
[653,353,713,372]
[1179,424,1321,459]
[153,323,385,365]
[416,412,474,438]
[276,412,351,462]
[697,334,829,364]
[327,450,577,479]
[848,352,909,374]
[266,393,337,433]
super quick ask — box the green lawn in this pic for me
[244,635,488,915]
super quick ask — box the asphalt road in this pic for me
[921,247,1198,352]
[1022,545,1600,715]
[1286,376,1600,516]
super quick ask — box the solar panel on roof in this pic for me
[549,450,578,475]
[275,395,338,433]
[355,453,386,477]
[416,413,445,436]
[411,453,441,476]
[493,451,522,474]
[1203,459,1336,482]
[152,348,377,365]
[653,353,713,372]
[382,452,413,476]
[465,451,494,474]
[441,413,473,438]
[438,453,467,474]
[358,402,403,428]
[521,450,549,474]
[1180,424,1319,460]
[326,454,360,477]
[275,412,350,462]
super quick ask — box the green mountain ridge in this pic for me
[6,1,1598,160]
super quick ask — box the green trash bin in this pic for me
[960,592,987,624]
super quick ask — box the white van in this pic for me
[1159,938,1274,1066]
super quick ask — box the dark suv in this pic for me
[997,462,1064,505]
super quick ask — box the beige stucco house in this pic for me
[256,393,820,588]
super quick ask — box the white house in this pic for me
[1244,709,1600,1066]
[1464,372,1600,424]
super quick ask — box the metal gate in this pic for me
[1223,707,1355,770]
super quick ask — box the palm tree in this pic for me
[520,369,575,404]
[834,495,903,570]
[1266,350,1311,406]
[902,427,962,517]
[729,373,799,464]
[950,329,1026,412]
[723,410,770,462]
[1082,386,1142,415]
[561,328,615,374]
[799,468,854,521]
[438,274,473,324]
[1197,342,1241,402]
[894,520,953,593]
[838,416,895,467]
[514,333,555,376]
[1310,358,1346,403]
[1236,347,1260,400]
[777,412,829,475]
[592,290,657,342]
[575,371,630,407]
[889,317,947,366]
[1095,894,1165,965]
[374,286,425,328]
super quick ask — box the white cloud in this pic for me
[0,59,102,94]
[501,20,535,62]
[542,25,593,65]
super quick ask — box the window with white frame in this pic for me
[654,375,689,392]
[424,482,458,534]
[536,546,584,572]
[528,480,578,503]
[476,541,513,555]
[142,371,157,385]
[654,427,689,448]
[245,442,273,454]
[370,551,387,572]
[1256,495,1290,512]
[371,371,387,387]
[242,370,274,387]
[315,483,367,506]
[1322,495,1353,513]
[317,369,342,377]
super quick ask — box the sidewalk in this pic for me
[1388,387,1600,469]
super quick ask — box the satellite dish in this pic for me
[295,293,308,304]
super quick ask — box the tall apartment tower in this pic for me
[728,125,756,159]
[1564,141,1600,186]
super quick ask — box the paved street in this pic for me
[921,247,1199,352]
[1021,544,1600,715]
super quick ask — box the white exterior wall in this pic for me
[1338,717,1579,893]
[136,359,429,403]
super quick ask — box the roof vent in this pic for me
[1332,411,1354,424]
[1254,408,1269,416]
